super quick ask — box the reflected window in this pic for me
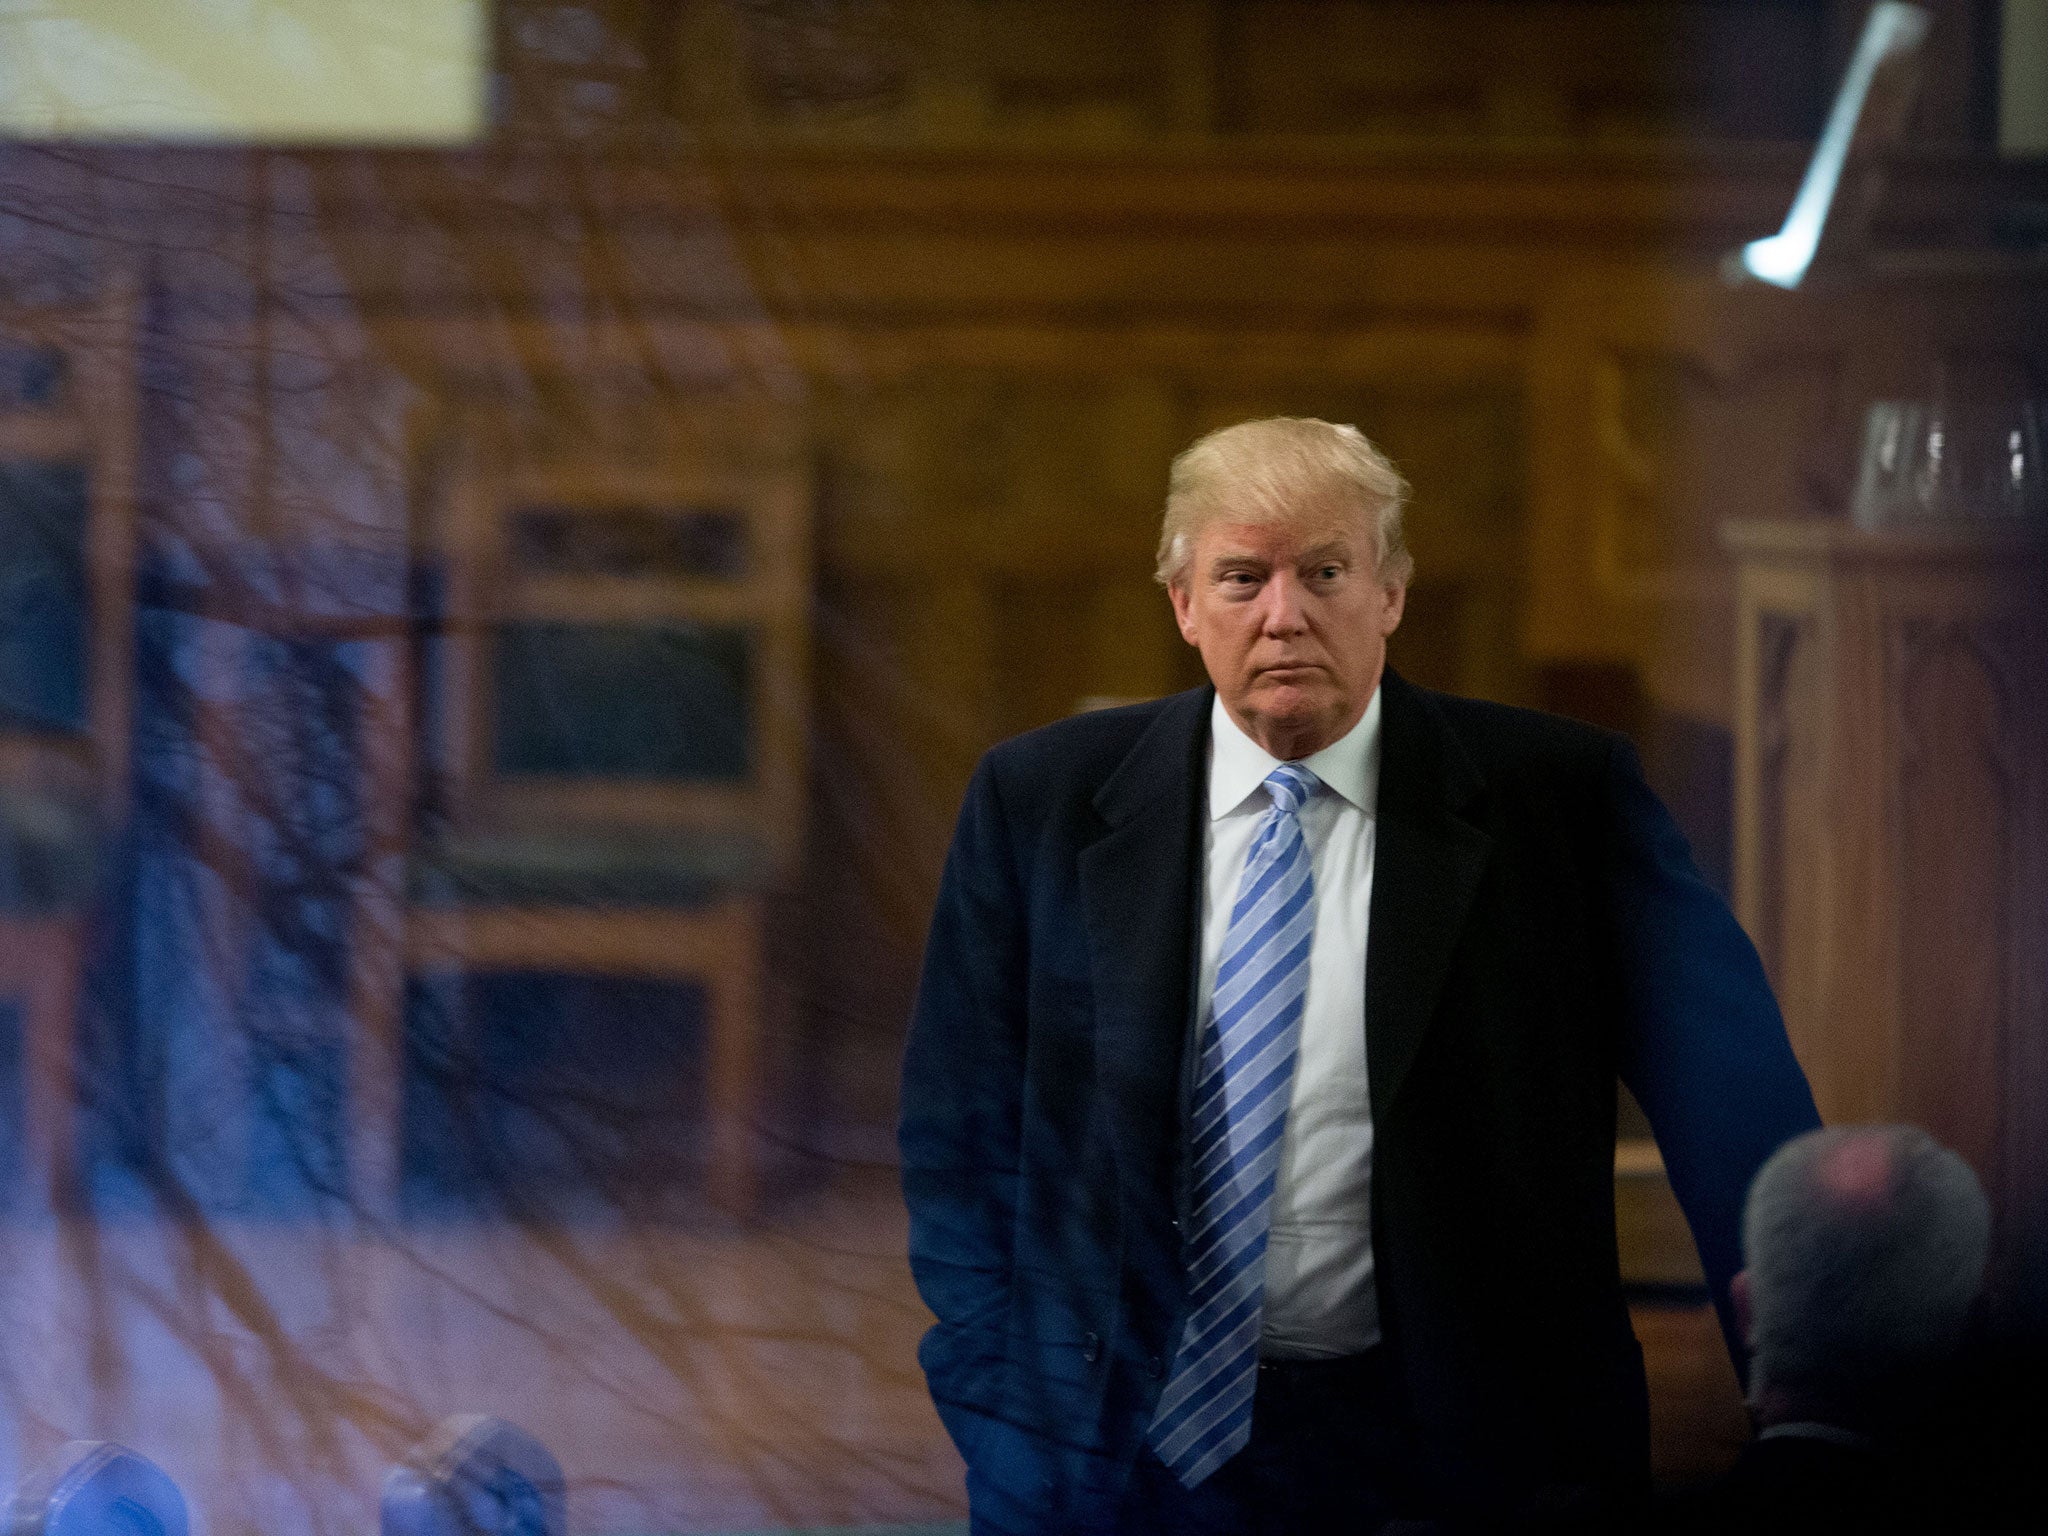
[509,503,750,580]
[0,460,90,733]
[0,344,65,409]
[401,972,708,1217]
[491,621,752,781]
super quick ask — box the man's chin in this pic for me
[1240,684,1341,744]
[1247,679,1331,716]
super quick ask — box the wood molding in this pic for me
[1754,610,1810,993]
[1888,617,2024,1185]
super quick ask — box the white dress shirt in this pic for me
[1199,688,1382,1359]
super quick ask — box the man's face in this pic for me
[1168,508,1405,760]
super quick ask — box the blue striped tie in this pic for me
[1149,760,1319,1488]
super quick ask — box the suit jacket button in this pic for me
[1083,1331,1101,1363]
[1147,1354,1164,1379]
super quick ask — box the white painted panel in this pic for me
[2004,0,2048,156]
[0,0,487,144]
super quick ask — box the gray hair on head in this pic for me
[1742,1124,1989,1405]
[1155,417,1414,589]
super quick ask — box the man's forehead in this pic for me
[1197,518,1361,561]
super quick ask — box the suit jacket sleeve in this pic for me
[899,753,1028,1453]
[1603,735,1821,1371]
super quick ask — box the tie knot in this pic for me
[1264,762,1318,816]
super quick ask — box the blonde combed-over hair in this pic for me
[1155,417,1413,588]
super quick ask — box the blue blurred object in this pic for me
[3,1442,187,1536]
[381,1417,565,1536]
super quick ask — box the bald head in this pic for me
[1815,1132,1896,1207]
[1742,1125,1989,1412]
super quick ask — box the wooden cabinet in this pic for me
[1726,518,2048,1315]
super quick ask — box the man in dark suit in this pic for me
[900,418,1820,1534]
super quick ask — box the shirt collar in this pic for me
[1757,1422,1876,1452]
[1208,684,1382,821]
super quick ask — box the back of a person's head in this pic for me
[1742,1124,1989,1409]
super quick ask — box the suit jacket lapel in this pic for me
[1367,669,1493,1123]
[1080,686,1210,1226]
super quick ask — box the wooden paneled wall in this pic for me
[1529,261,2048,728]
[1728,523,2048,1317]
[505,0,2008,149]
[1,0,2039,1138]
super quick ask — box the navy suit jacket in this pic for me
[900,672,1819,1532]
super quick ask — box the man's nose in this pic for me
[1258,573,1309,634]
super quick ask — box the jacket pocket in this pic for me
[1001,1281,1118,1450]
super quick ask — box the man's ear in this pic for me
[1730,1269,1754,1348]
[1379,580,1407,636]
[1169,582,1199,646]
